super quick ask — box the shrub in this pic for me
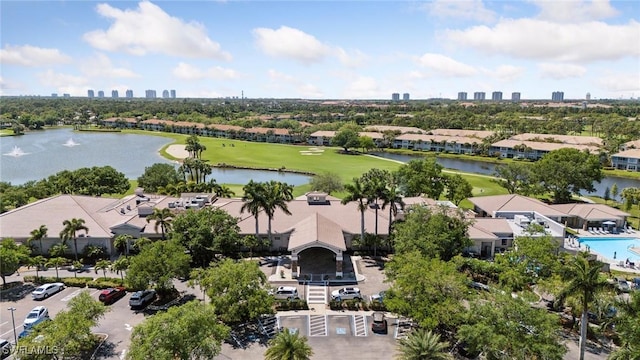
[88,277,125,290]
[63,277,92,288]
[329,300,343,310]
[290,299,309,310]
[345,299,360,310]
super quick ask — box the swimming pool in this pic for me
[578,237,640,263]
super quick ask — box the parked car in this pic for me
[370,291,387,303]
[31,282,65,300]
[99,287,126,304]
[0,339,11,359]
[272,286,300,301]
[632,277,640,290]
[616,278,631,293]
[331,287,362,301]
[469,281,490,292]
[371,312,388,334]
[129,290,156,309]
[24,306,49,329]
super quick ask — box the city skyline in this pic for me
[1,1,639,100]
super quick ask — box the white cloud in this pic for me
[0,45,71,67]
[416,53,477,77]
[425,0,496,23]
[538,63,587,79]
[83,1,231,60]
[37,70,89,96]
[484,64,526,82]
[531,0,619,22]
[253,26,332,64]
[80,53,140,78]
[335,48,369,68]
[444,19,640,62]
[342,76,381,99]
[596,72,640,93]
[266,69,324,98]
[172,62,241,80]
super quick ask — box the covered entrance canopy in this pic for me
[287,213,347,277]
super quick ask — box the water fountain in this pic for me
[63,138,80,147]
[4,145,27,157]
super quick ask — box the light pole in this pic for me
[7,307,17,345]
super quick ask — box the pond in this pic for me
[1,128,310,186]
[371,152,640,200]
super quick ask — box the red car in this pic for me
[99,287,126,304]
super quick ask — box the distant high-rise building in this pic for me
[126,89,134,98]
[391,93,400,101]
[63,93,70,98]
[112,90,119,98]
[145,90,157,99]
[162,90,170,98]
[170,90,176,99]
[51,93,58,98]
[473,92,486,101]
[97,91,105,98]
[586,92,591,101]
[511,92,521,101]
[457,92,467,101]
[402,93,410,101]
[87,90,95,98]
[552,91,564,101]
[492,91,503,101]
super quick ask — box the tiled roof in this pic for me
[287,213,346,251]
[491,139,600,153]
[365,125,424,133]
[549,203,630,220]
[395,133,484,144]
[510,133,602,146]
[468,194,566,218]
[428,129,494,139]
[612,148,640,160]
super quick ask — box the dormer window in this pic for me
[306,192,328,204]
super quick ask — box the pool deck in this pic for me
[564,232,640,274]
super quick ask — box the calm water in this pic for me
[0,128,310,186]
[371,152,640,200]
[578,237,640,263]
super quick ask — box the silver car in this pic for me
[331,287,362,301]
[31,283,65,300]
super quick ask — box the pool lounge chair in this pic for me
[628,226,636,234]
[588,227,595,235]
[602,227,610,234]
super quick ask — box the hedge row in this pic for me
[275,299,309,311]
[22,275,139,291]
[329,299,373,311]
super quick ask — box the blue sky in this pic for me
[1,0,639,100]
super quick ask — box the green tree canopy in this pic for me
[0,238,30,287]
[443,174,473,205]
[265,329,314,360]
[385,252,469,331]
[533,148,603,203]
[128,301,229,360]
[393,206,471,261]
[202,259,274,323]
[171,207,241,266]
[309,172,344,195]
[493,162,538,195]
[395,158,446,199]
[395,329,452,360]
[457,294,566,360]
[126,239,191,293]
[137,163,181,193]
[331,126,361,152]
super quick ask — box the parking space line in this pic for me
[61,289,82,302]
[308,315,327,336]
[352,314,367,337]
[90,289,101,296]
[0,321,7,327]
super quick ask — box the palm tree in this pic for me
[49,243,69,258]
[214,184,235,198]
[60,218,89,261]
[113,234,133,257]
[395,329,452,360]
[265,328,314,360]
[27,256,46,279]
[28,225,48,255]
[610,291,640,360]
[71,260,83,278]
[110,257,129,282]
[94,259,111,279]
[382,186,405,238]
[341,178,368,243]
[262,181,294,243]
[146,208,173,240]
[558,253,609,360]
[241,180,266,239]
[46,257,67,280]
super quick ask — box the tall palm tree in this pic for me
[265,328,314,360]
[146,208,173,240]
[113,234,133,257]
[60,218,89,261]
[46,257,67,280]
[361,169,390,238]
[341,178,368,243]
[49,243,69,258]
[395,329,452,360]
[610,291,640,360]
[94,259,111,279]
[28,225,48,255]
[558,253,609,360]
[27,256,46,279]
[241,180,266,239]
[382,186,405,237]
[111,257,129,282]
[262,181,294,243]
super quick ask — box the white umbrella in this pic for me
[602,220,616,225]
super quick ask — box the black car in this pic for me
[371,312,388,334]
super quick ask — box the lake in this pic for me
[371,152,640,200]
[0,128,311,186]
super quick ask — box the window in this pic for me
[501,239,508,246]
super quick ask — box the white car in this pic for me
[23,306,49,329]
[31,283,65,300]
[272,286,300,301]
[129,290,156,309]
[331,287,362,301]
